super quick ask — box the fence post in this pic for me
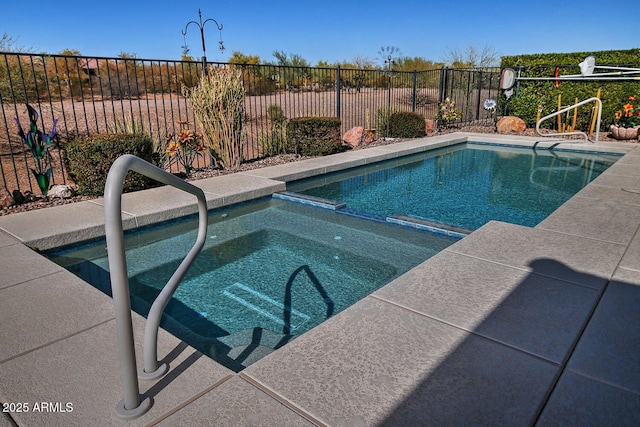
[335,65,341,118]
[475,70,483,120]
[438,66,447,103]
[412,70,417,112]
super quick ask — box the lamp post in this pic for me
[384,54,397,138]
[182,9,225,76]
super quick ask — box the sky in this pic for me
[2,0,638,66]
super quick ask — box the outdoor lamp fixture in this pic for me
[384,54,397,137]
[384,54,397,77]
[182,9,225,75]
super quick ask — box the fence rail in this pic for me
[1,52,500,194]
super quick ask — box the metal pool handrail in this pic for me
[535,97,602,143]
[104,154,208,420]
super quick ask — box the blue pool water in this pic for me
[287,143,620,230]
[46,198,454,371]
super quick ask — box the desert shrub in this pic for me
[267,104,286,123]
[0,55,48,103]
[65,133,155,196]
[261,104,288,156]
[107,114,147,135]
[401,90,438,108]
[285,117,342,156]
[183,68,245,169]
[244,75,277,96]
[389,112,426,138]
[260,131,286,157]
[106,114,170,171]
[376,107,400,137]
[436,97,462,129]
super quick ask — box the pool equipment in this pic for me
[501,56,640,90]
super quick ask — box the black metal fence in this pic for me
[0,52,500,193]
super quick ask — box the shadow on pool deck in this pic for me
[377,258,639,425]
[0,133,639,426]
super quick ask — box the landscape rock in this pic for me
[12,190,24,205]
[363,131,374,145]
[22,191,41,203]
[425,119,435,134]
[48,184,76,199]
[343,126,373,148]
[0,186,14,209]
[496,116,527,133]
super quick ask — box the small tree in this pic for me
[442,44,500,68]
[228,51,261,65]
[183,67,246,169]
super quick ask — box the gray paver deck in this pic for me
[0,133,638,426]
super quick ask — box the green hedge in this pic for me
[285,117,342,156]
[389,112,426,138]
[65,133,155,196]
[500,49,640,130]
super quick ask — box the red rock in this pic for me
[425,119,435,134]
[496,116,526,133]
[343,126,365,148]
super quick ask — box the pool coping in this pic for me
[1,132,639,426]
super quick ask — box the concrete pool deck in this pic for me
[1,132,639,426]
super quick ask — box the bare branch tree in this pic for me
[0,33,34,53]
[442,44,500,68]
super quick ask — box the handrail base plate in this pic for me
[115,396,152,420]
[138,362,169,381]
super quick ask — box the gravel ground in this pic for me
[0,125,631,217]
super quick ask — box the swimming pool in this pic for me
[46,198,454,371]
[44,141,620,372]
[287,143,620,230]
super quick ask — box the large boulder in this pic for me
[496,116,526,133]
[342,126,373,148]
[0,186,14,209]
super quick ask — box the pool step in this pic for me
[274,191,469,240]
[222,282,310,331]
[387,214,472,239]
[273,191,346,210]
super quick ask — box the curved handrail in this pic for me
[535,97,602,143]
[104,154,208,419]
